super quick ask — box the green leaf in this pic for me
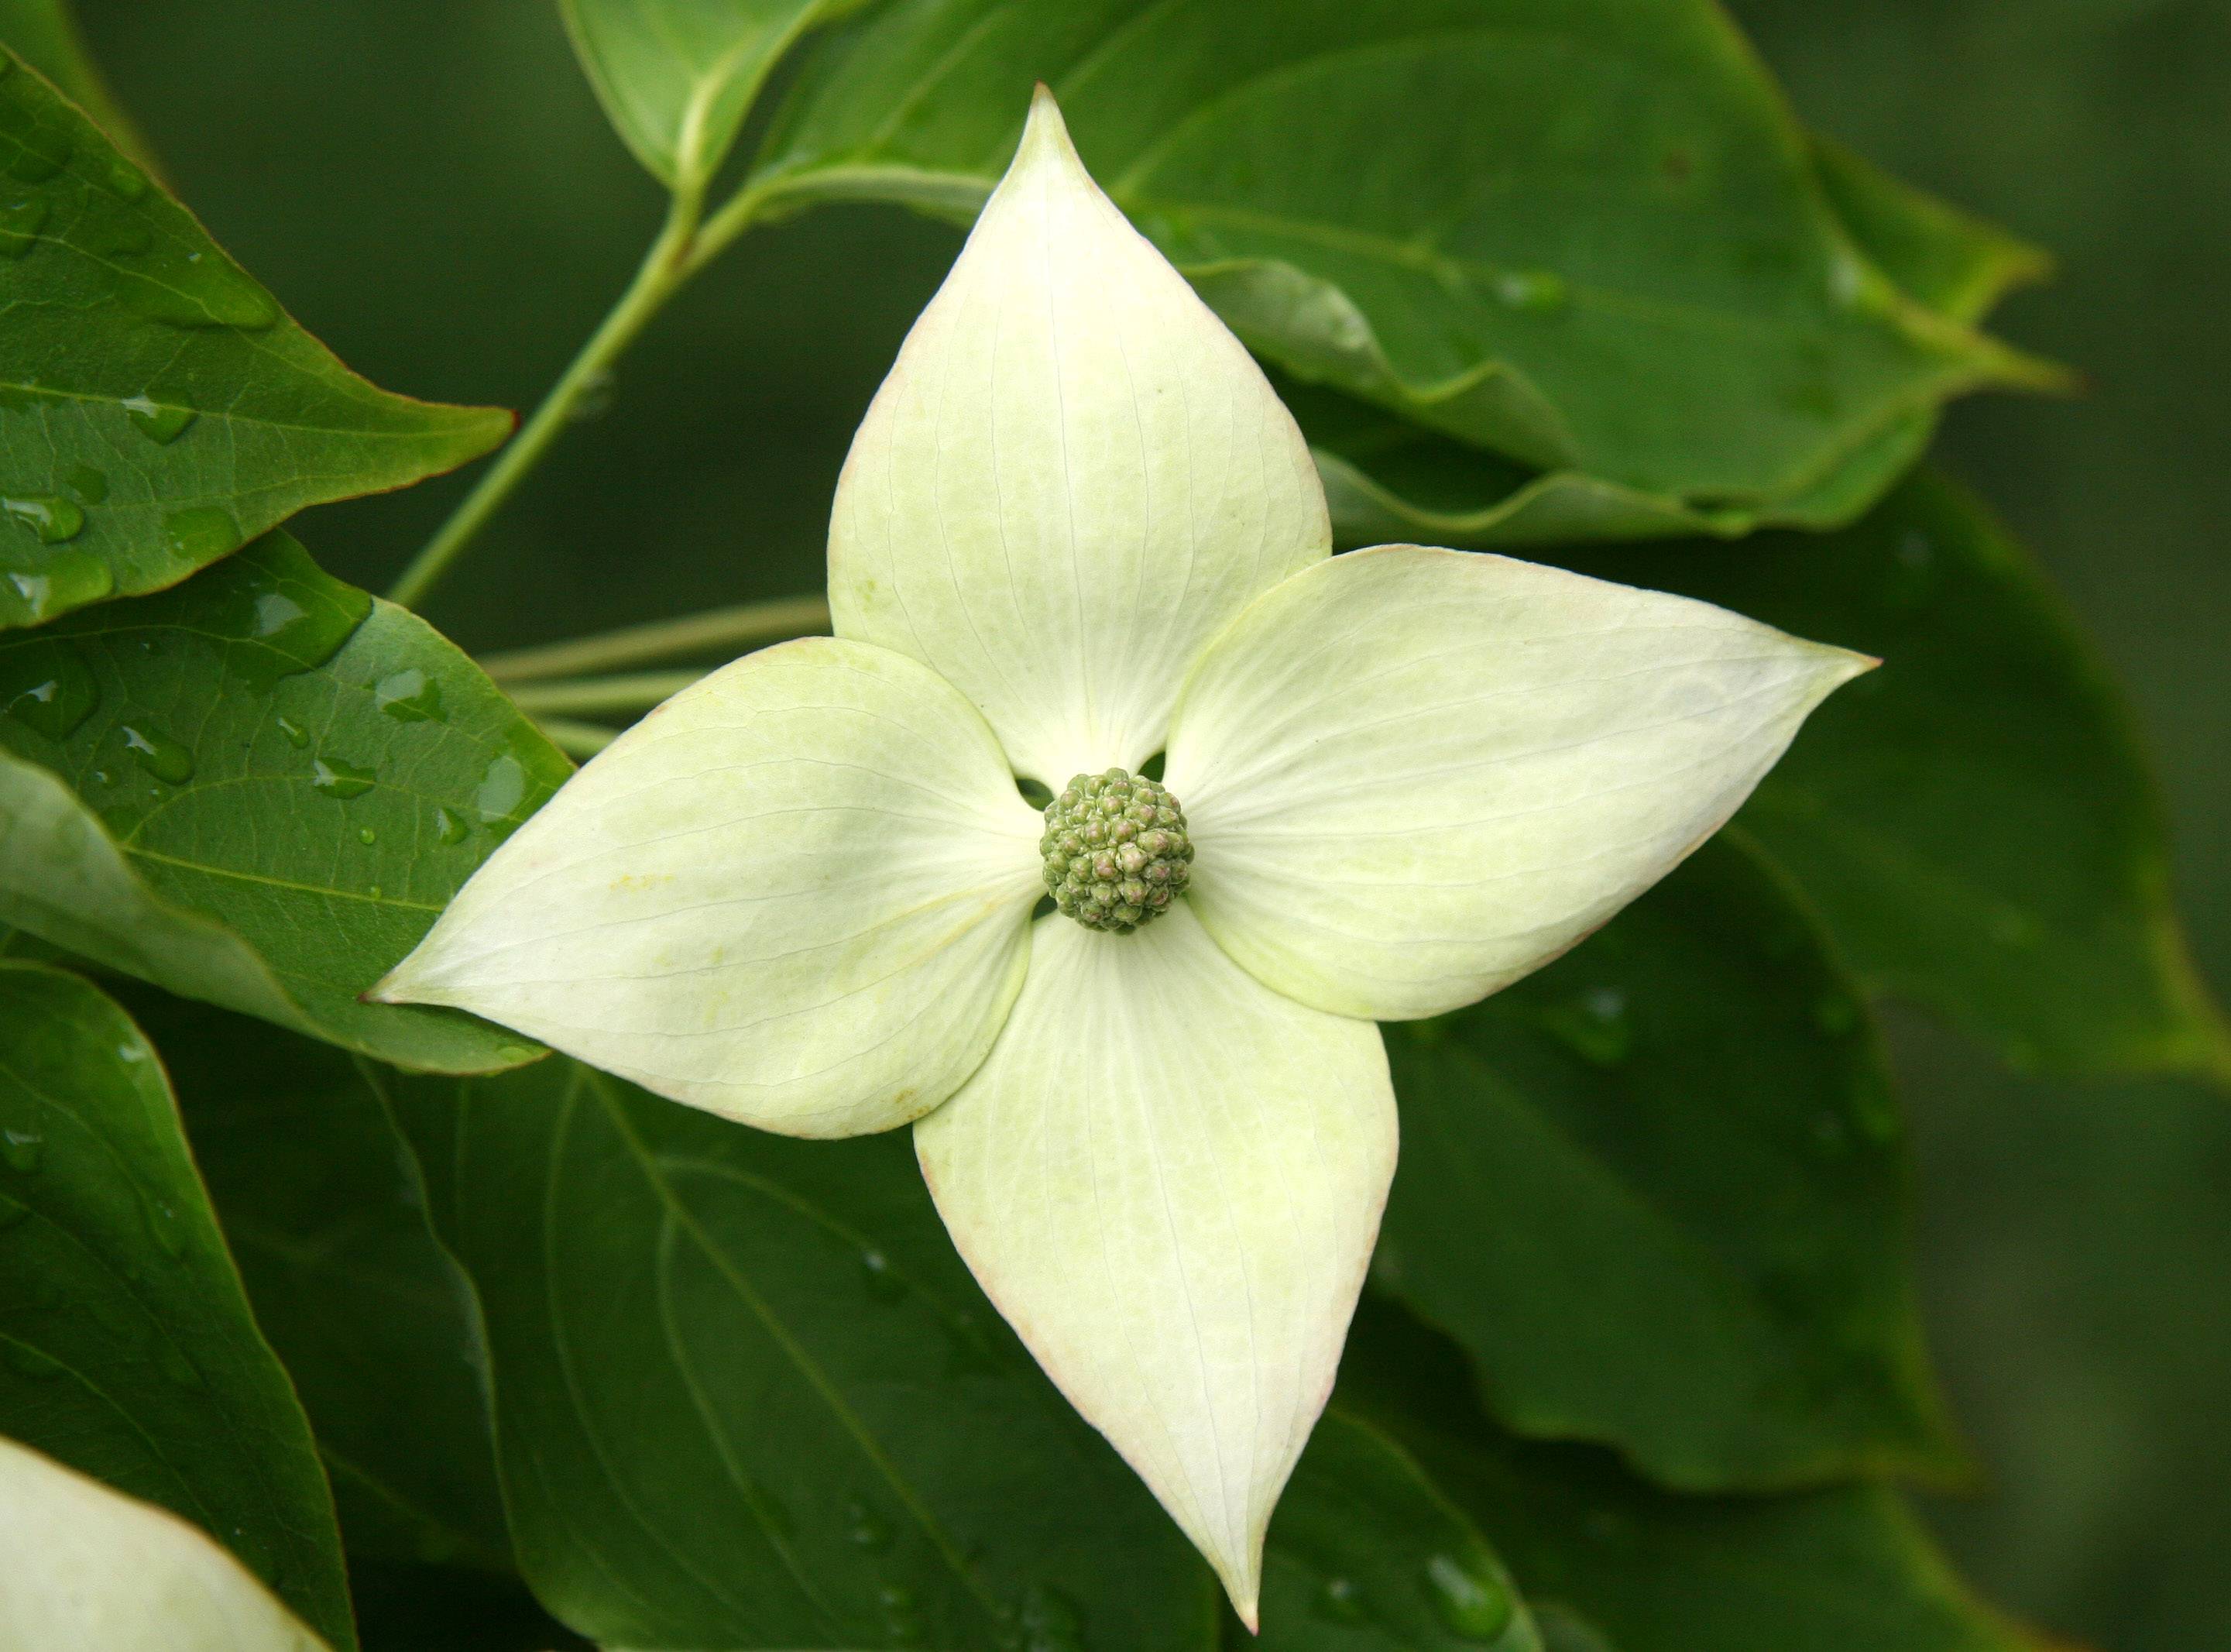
[1375,836,1962,1492]
[750,0,2058,517]
[1563,470,2231,1084]
[127,988,511,1569]
[1804,136,2049,327]
[0,531,572,1073]
[562,0,863,189]
[1306,131,2046,549]
[0,51,510,628]
[1344,1299,2031,1652]
[1303,381,1935,550]
[383,1056,1217,1651]
[0,0,153,168]
[0,960,354,1648]
[1255,1410,1541,1652]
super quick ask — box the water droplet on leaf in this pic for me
[63,463,107,504]
[375,667,443,723]
[1,1128,43,1172]
[103,160,149,201]
[1316,1575,1369,1624]
[122,393,195,445]
[1424,1551,1512,1642]
[2,551,112,624]
[860,1247,906,1301]
[0,192,47,256]
[357,826,376,846]
[0,639,95,740]
[1494,268,1568,312]
[3,493,85,543]
[275,714,310,748]
[160,506,242,563]
[843,1499,891,1551]
[310,757,375,800]
[121,723,194,784]
[434,805,469,844]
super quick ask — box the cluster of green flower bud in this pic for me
[1040,768,1194,932]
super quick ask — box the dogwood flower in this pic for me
[377,89,1869,1625]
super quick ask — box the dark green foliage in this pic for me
[0,51,507,627]
[0,533,571,1070]
[0,961,353,1647]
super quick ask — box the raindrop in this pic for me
[2,493,85,543]
[143,1196,187,1258]
[212,558,368,693]
[1,1128,43,1173]
[843,1498,891,1551]
[880,1582,927,1646]
[160,506,242,564]
[860,1247,906,1301]
[1424,1551,1513,1642]
[0,193,47,257]
[121,723,194,785]
[375,667,444,723]
[366,884,383,899]
[495,1045,534,1065]
[1315,1575,1369,1624]
[122,393,195,445]
[433,805,469,844]
[103,160,149,202]
[474,750,529,826]
[63,463,107,504]
[1536,985,1631,1066]
[309,757,375,800]
[118,249,280,331]
[274,714,310,748]
[1493,268,1568,312]
[1,554,109,623]
[0,638,95,740]
[358,826,376,846]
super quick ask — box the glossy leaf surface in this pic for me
[131,989,511,1568]
[1569,472,2231,1081]
[562,0,857,187]
[0,53,509,627]
[0,961,352,1647]
[1254,1410,1540,1652]
[1374,837,1959,1491]
[0,532,571,1071]
[753,0,2048,517]
[1344,1301,2032,1652]
[385,1056,1216,1650]
[1306,132,2046,548]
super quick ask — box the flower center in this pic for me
[1039,768,1194,932]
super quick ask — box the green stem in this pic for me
[477,594,828,683]
[507,670,709,716]
[389,184,709,610]
[534,716,622,760]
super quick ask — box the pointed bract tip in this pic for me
[1014,81,1086,177]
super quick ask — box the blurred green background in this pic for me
[70,1,2229,1647]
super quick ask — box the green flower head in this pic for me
[377,88,1868,1626]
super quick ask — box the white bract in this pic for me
[0,1435,330,1650]
[378,88,1869,1626]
